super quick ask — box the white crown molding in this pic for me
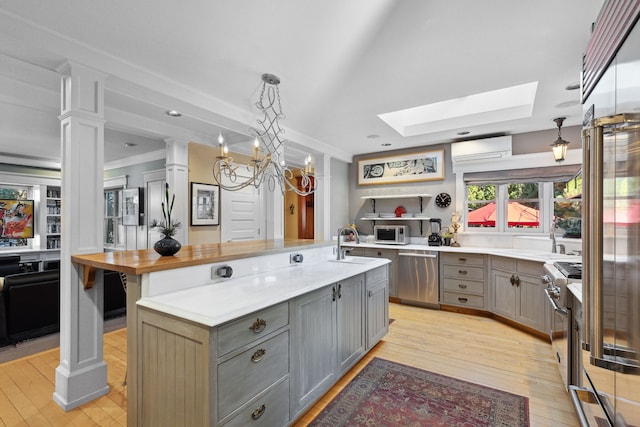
[104,149,166,171]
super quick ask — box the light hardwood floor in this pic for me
[0,303,578,426]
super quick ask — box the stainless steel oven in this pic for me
[542,261,582,389]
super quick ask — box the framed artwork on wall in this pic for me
[358,149,445,185]
[191,182,220,226]
[122,188,142,226]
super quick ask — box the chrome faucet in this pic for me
[336,226,360,260]
[550,219,566,254]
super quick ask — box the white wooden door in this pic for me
[221,173,263,242]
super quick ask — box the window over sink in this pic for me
[463,165,582,236]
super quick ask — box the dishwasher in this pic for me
[397,250,439,308]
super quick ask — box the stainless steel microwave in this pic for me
[374,225,409,245]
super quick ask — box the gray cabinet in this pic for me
[291,274,365,418]
[440,253,486,309]
[490,256,548,333]
[365,266,389,350]
[136,301,291,427]
[291,285,337,414]
[364,248,398,297]
[337,274,365,374]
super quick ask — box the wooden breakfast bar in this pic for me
[71,240,390,426]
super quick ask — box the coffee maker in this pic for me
[427,218,442,246]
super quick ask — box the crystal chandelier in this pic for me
[212,73,316,196]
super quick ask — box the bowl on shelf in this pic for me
[380,213,396,218]
[401,213,414,218]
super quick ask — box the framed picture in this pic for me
[358,149,445,185]
[191,182,220,226]
[122,188,142,226]
[0,199,34,238]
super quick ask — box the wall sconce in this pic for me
[551,117,570,162]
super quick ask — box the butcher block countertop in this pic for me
[71,240,332,286]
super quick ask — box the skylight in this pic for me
[378,81,538,137]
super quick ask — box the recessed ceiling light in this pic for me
[457,131,470,136]
[555,100,580,108]
[565,83,580,91]
[165,110,182,117]
[381,143,391,147]
[124,142,137,147]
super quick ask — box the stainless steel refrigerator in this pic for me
[573,4,640,425]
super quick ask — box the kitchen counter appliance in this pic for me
[373,225,408,245]
[397,250,439,308]
[427,218,442,246]
[542,261,582,389]
[571,7,640,425]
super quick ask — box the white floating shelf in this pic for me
[359,217,431,221]
[361,193,432,200]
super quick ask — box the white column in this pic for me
[165,138,189,244]
[53,61,109,410]
[315,154,331,241]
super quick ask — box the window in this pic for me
[553,173,582,237]
[466,182,541,231]
[506,183,540,230]
[104,189,124,247]
[466,184,497,229]
[464,167,582,234]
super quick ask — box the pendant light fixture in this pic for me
[212,73,316,196]
[551,117,570,162]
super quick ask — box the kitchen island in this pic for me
[71,240,390,426]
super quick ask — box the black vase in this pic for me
[154,236,181,256]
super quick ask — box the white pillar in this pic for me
[165,138,189,244]
[316,154,331,241]
[53,61,109,410]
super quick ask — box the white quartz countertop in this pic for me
[568,282,582,304]
[136,256,390,328]
[342,242,581,263]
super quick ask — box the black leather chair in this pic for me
[2,270,60,344]
[42,260,60,271]
[0,255,21,276]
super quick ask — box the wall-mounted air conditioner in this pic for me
[451,136,512,164]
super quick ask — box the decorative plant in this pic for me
[440,228,453,239]
[150,183,181,238]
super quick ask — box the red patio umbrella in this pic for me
[467,202,540,227]
[603,199,640,225]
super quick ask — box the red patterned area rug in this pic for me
[309,357,529,427]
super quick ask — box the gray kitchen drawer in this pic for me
[221,378,290,427]
[218,330,289,420]
[366,265,388,284]
[441,253,485,266]
[442,291,485,309]
[218,301,289,356]
[442,278,484,295]
[442,264,484,281]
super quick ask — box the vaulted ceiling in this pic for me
[0,1,602,167]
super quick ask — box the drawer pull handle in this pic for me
[249,318,267,333]
[251,404,266,420]
[458,284,467,289]
[458,270,467,275]
[251,348,266,363]
[458,297,468,303]
[459,258,467,262]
